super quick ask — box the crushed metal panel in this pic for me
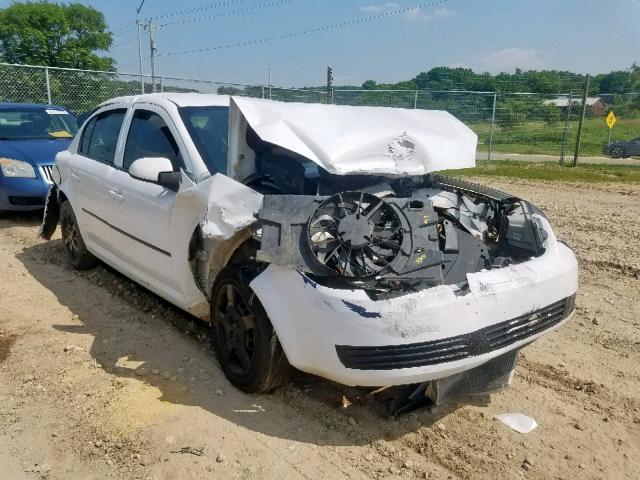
[229,97,478,176]
[178,172,263,240]
[167,172,263,311]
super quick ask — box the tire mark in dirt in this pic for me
[0,332,17,364]
[519,357,640,415]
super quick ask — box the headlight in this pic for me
[0,158,36,178]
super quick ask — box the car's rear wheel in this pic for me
[210,266,291,393]
[60,201,97,270]
[611,146,626,158]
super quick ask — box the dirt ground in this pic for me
[0,178,638,480]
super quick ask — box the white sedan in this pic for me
[42,93,578,403]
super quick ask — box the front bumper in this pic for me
[250,217,578,387]
[0,173,51,211]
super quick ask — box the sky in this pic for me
[1,0,640,87]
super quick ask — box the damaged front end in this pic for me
[253,174,548,298]
[214,97,578,400]
[226,97,549,300]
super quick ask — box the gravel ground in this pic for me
[0,178,638,480]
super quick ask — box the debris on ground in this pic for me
[170,446,205,456]
[494,413,538,433]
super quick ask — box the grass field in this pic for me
[444,160,640,183]
[473,118,640,157]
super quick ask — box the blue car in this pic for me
[0,102,78,212]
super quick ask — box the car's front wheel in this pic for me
[210,266,291,393]
[60,201,97,270]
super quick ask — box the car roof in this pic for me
[98,93,231,110]
[0,102,68,111]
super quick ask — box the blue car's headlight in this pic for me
[0,158,36,178]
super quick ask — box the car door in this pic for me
[69,107,127,254]
[106,105,188,297]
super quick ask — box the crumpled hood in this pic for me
[230,97,477,176]
[0,139,72,166]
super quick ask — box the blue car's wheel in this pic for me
[611,146,626,158]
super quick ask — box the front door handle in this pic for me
[109,189,124,201]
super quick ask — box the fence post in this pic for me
[159,76,164,92]
[261,86,265,99]
[413,90,418,109]
[487,92,497,162]
[45,66,52,104]
[572,74,590,167]
[560,91,573,165]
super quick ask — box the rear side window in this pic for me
[123,110,183,171]
[79,109,126,164]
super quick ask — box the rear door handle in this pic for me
[70,171,80,180]
[109,189,124,201]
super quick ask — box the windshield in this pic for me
[179,106,229,174]
[0,108,78,140]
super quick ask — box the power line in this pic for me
[111,21,137,36]
[158,0,450,57]
[157,0,293,30]
[150,0,249,20]
[111,35,139,48]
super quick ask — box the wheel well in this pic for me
[188,226,257,301]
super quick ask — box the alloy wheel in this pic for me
[212,283,256,376]
[61,210,80,263]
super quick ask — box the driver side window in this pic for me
[123,110,184,172]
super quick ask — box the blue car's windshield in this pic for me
[0,108,78,140]
[179,106,229,175]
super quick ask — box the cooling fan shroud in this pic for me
[305,192,409,278]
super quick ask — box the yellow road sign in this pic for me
[606,111,617,129]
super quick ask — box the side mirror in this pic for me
[128,157,180,191]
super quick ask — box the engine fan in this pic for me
[306,192,404,278]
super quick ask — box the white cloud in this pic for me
[404,7,431,22]
[433,7,457,17]
[359,2,456,22]
[481,47,552,71]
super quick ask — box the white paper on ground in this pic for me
[494,413,538,433]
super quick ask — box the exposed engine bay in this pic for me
[240,129,548,297]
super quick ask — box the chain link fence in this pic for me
[2,62,638,163]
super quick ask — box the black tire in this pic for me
[611,146,626,159]
[210,266,291,393]
[60,201,97,270]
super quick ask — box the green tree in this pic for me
[0,1,114,70]
[628,63,640,90]
[596,70,633,94]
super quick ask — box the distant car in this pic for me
[41,94,578,403]
[602,136,640,158]
[0,102,78,212]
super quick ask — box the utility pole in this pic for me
[136,0,146,94]
[144,20,157,92]
[572,74,590,167]
[326,66,333,104]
